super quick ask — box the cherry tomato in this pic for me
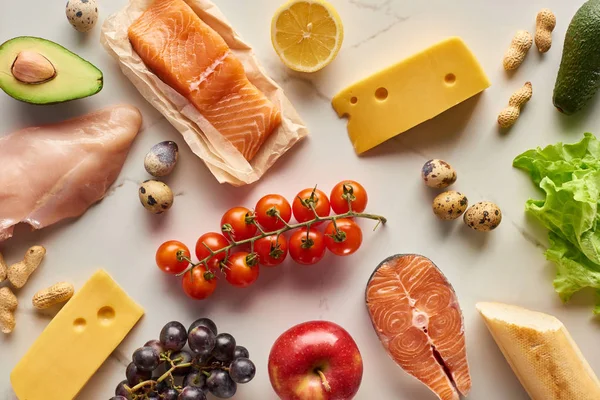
[225,252,260,288]
[182,266,217,300]
[221,207,257,241]
[330,181,368,214]
[324,219,363,256]
[156,240,190,274]
[292,188,331,225]
[289,228,327,265]
[255,235,288,267]
[255,194,292,231]
[195,232,230,272]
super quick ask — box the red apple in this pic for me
[268,320,363,400]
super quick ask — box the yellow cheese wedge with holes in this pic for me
[477,302,600,400]
[332,37,490,154]
[11,269,144,400]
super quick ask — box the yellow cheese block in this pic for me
[332,37,490,154]
[477,302,600,400]
[11,270,144,400]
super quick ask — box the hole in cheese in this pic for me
[73,318,86,332]
[97,306,116,325]
[375,87,388,100]
[445,73,456,85]
[350,96,358,104]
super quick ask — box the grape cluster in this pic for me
[109,318,256,400]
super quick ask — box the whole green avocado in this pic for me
[553,0,600,115]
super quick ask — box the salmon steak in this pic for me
[366,254,471,400]
[128,0,281,161]
[0,105,142,242]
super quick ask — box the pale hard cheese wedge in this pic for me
[332,37,490,154]
[11,269,144,400]
[476,302,600,400]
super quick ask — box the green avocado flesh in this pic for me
[553,0,600,115]
[0,36,103,105]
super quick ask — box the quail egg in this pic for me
[66,0,98,33]
[139,180,173,214]
[464,201,502,232]
[432,191,469,221]
[421,159,457,189]
[144,141,179,177]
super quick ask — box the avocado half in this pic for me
[0,36,103,105]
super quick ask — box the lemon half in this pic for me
[271,0,344,73]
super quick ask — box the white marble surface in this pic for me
[1,0,599,399]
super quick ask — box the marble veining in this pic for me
[1,1,598,399]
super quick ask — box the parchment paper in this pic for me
[100,0,308,186]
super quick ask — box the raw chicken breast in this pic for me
[0,105,142,241]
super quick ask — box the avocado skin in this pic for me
[553,0,600,115]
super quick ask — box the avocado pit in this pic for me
[11,51,56,84]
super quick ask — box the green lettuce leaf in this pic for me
[513,133,600,313]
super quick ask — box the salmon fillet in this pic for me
[128,0,281,161]
[366,254,471,400]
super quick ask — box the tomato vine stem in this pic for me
[177,209,387,277]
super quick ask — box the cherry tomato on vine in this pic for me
[255,194,292,231]
[324,219,363,256]
[221,207,257,241]
[255,235,288,267]
[224,252,260,288]
[182,265,217,300]
[195,232,230,272]
[289,228,327,265]
[330,181,368,214]
[292,188,330,225]
[156,240,190,274]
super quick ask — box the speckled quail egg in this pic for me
[421,159,457,189]
[144,141,179,177]
[139,180,173,214]
[463,201,502,232]
[432,191,469,221]
[66,0,98,33]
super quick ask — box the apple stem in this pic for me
[316,369,331,392]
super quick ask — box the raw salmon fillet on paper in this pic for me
[366,254,471,400]
[128,0,281,161]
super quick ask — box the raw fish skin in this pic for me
[128,0,281,161]
[366,254,471,400]
[0,105,142,241]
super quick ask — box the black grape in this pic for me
[192,354,210,366]
[132,346,160,372]
[146,391,160,400]
[171,350,193,376]
[183,371,207,391]
[207,369,237,398]
[114,380,131,399]
[229,358,256,383]
[144,339,166,357]
[179,386,207,400]
[160,321,188,351]
[233,346,249,360]
[126,362,151,386]
[155,380,170,393]
[188,318,218,335]
[109,397,128,400]
[212,333,236,362]
[188,326,216,356]
[161,388,179,400]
